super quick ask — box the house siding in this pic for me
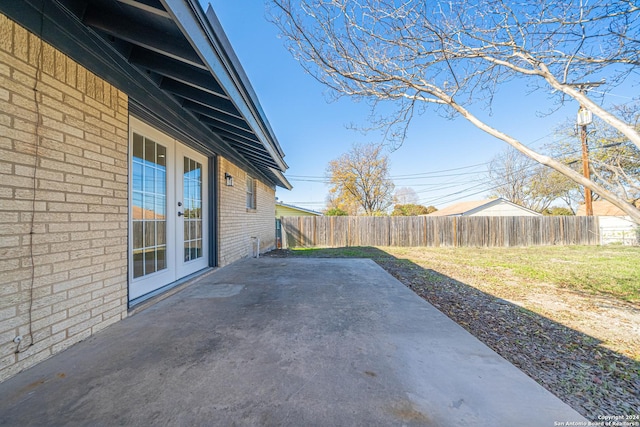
[218,157,276,266]
[0,15,129,382]
[276,205,320,218]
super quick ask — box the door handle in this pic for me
[178,211,184,217]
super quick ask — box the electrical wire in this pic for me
[415,138,636,208]
[285,111,636,211]
[286,161,490,182]
[418,163,543,207]
[285,132,559,186]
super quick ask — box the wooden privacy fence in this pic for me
[280,216,600,248]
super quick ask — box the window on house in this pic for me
[246,176,256,210]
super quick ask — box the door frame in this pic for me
[127,116,214,304]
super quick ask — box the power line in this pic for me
[418,163,542,207]
[287,130,560,183]
[415,144,592,207]
[285,160,491,181]
[285,129,632,210]
[288,167,489,184]
[586,90,637,100]
[389,162,489,178]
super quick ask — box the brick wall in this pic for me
[218,157,276,266]
[0,15,129,382]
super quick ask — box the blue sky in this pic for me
[206,0,610,212]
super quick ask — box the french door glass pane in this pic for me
[183,156,203,262]
[132,133,167,278]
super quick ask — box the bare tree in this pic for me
[393,187,419,205]
[327,143,394,215]
[487,148,536,208]
[487,147,581,213]
[270,0,640,223]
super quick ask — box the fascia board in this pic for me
[160,0,288,173]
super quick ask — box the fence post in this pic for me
[275,219,281,249]
[313,216,317,247]
[281,218,288,249]
[299,217,304,247]
[453,216,458,247]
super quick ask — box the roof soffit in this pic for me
[39,0,290,188]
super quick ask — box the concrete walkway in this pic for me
[0,258,586,426]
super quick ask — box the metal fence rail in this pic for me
[280,216,601,248]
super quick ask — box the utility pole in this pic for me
[572,81,603,216]
[579,116,593,216]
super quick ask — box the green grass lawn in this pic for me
[286,245,640,303]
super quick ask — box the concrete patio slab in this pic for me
[0,258,586,426]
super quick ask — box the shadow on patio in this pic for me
[0,254,590,426]
[268,246,640,421]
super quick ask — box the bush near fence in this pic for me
[280,216,600,248]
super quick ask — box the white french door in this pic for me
[175,144,209,278]
[129,118,209,301]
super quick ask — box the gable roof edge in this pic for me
[161,0,287,173]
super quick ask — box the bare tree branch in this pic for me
[270,0,640,222]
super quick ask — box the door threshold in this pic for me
[128,267,217,314]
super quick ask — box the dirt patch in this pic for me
[266,249,640,420]
[515,288,640,359]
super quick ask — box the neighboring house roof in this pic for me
[276,202,323,217]
[576,200,627,216]
[132,206,165,220]
[428,198,542,217]
[428,200,491,216]
[1,0,291,190]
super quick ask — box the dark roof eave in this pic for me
[0,0,291,189]
[161,0,288,173]
[272,170,293,190]
[203,5,286,161]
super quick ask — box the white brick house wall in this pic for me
[0,14,129,382]
[0,14,280,383]
[218,157,277,266]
